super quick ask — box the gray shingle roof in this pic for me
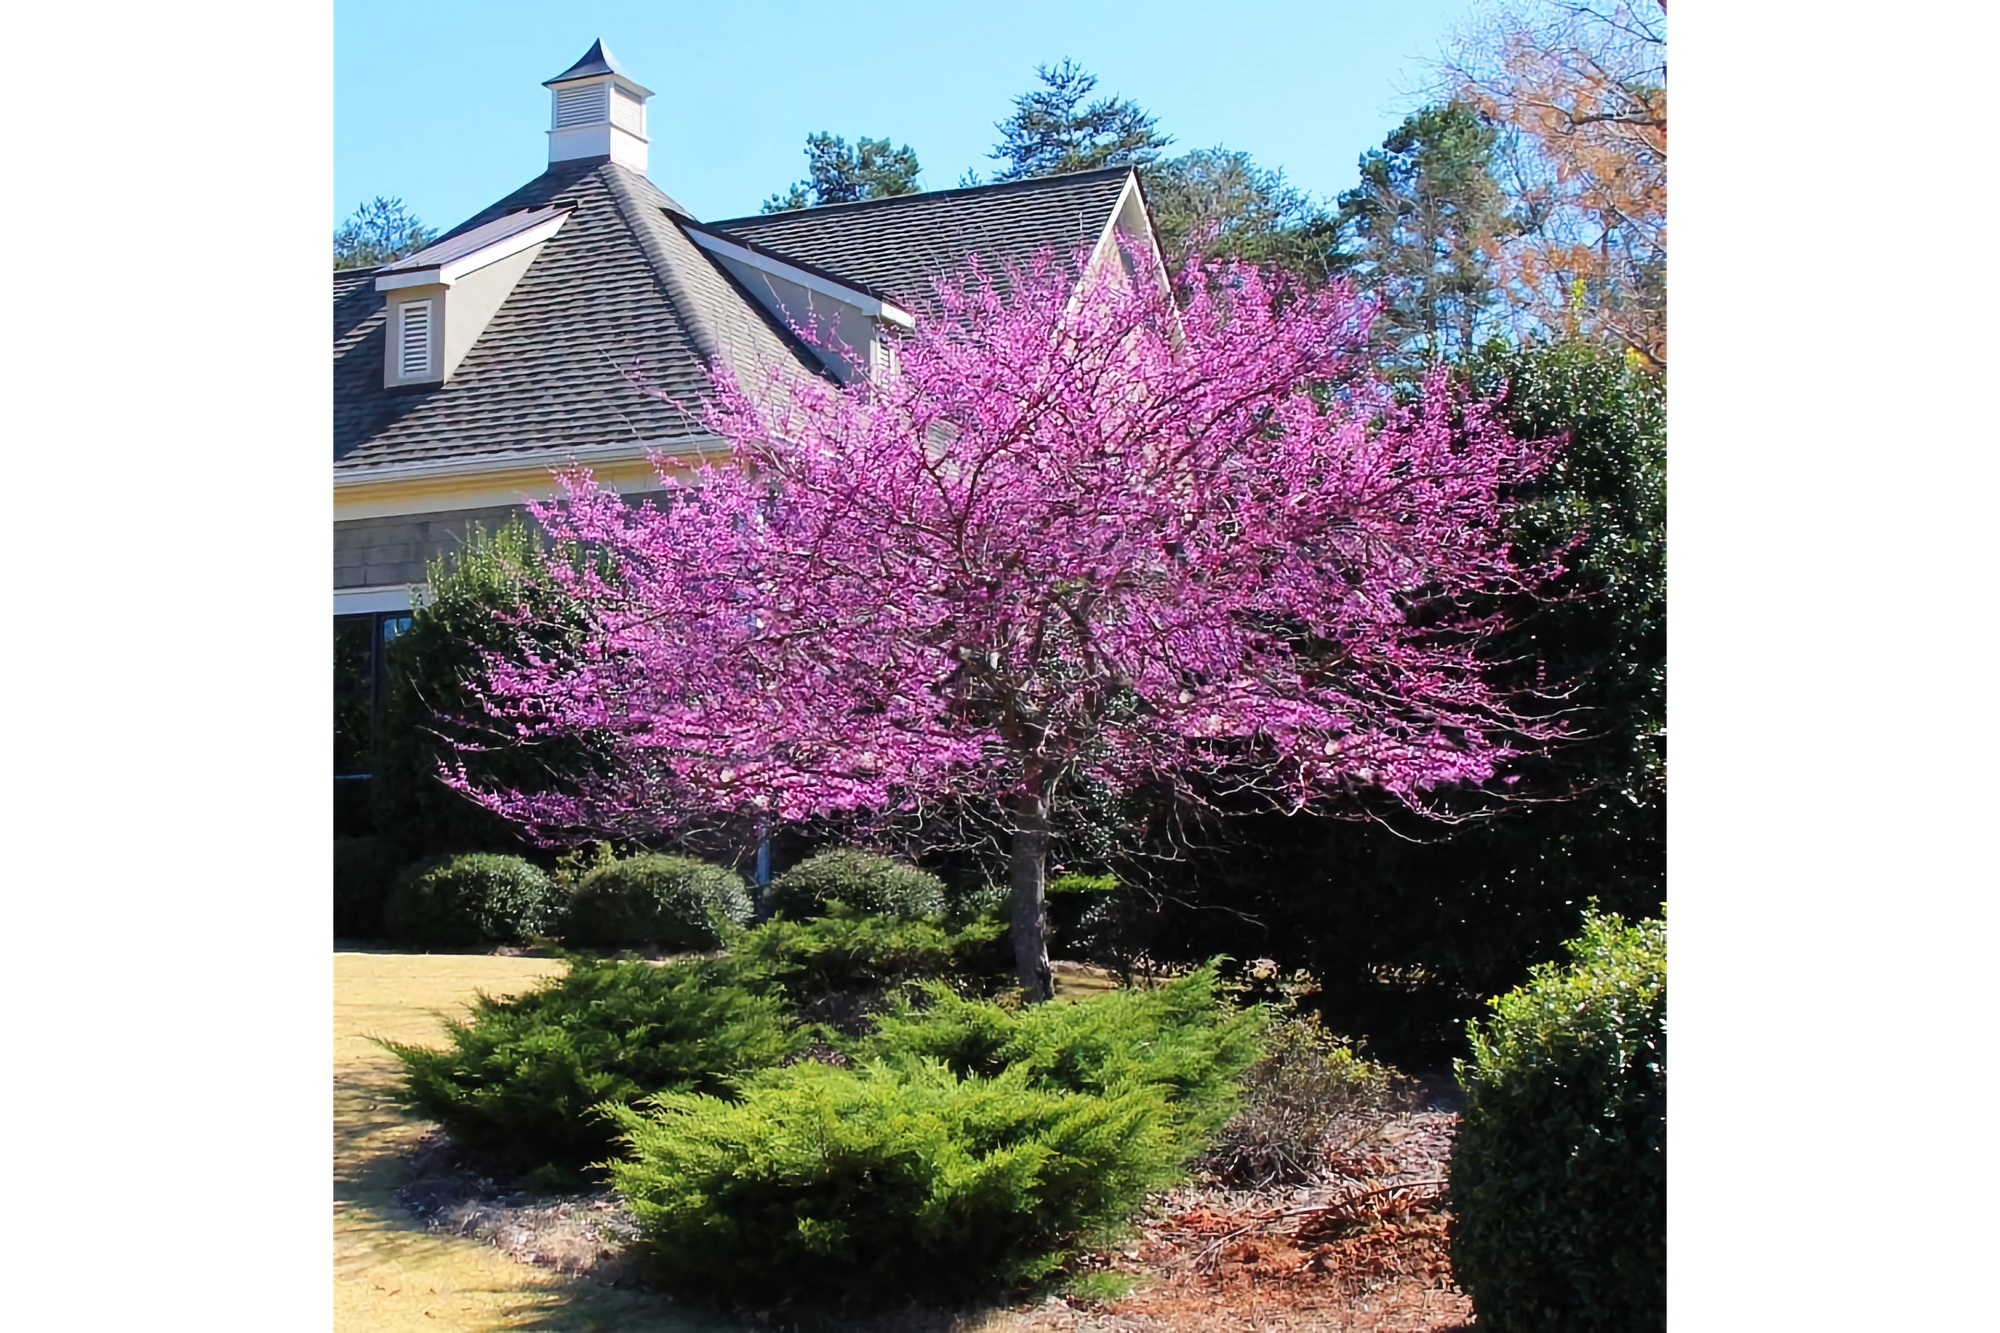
[334,163,1135,475]
[707,167,1133,319]
[334,157,825,474]
[372,203,570,276]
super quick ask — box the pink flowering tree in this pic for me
[455,254,1562,1000]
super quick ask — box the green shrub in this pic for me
[372,518,598,861]
[1202,1010,1397,1184]
[944,879,1009,924]
[859,964,1265,1154]
[604,971,1260,1310]
[1448,908,1666,1333]
[766,847,948,921]
[729,899,1012,1022]
[384,853,563,946]
[334,836,405,938]
[608,1063,1180,1309]
[564,853,753,952]
[380,953,805,1176]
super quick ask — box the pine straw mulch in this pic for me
[1033,1105,1473,1331]
[393,1102,1473,1331]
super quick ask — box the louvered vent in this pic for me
[398,301,433,379]
[612,84,645,135]
[554,84,609,128]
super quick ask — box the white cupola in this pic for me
[543,39,653,171]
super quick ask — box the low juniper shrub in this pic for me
[604,963,1262,1310]
[379,953,805,1177]
[606,1060,1182,1310]
[860,964,1265,1152]
[729,899,1012,1031]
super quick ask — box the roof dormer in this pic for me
[544,39,653,172]
[373,203,573,388]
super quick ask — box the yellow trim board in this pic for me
[333,453,721,523]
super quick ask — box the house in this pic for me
[334,40,1168,800]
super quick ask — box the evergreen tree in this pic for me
[990,60,1170,182]
[1134,339,1665,1062]
[372,518,597,861]
[762,133,921,213]
[1331,103,1508,368]
[1145,148,1333,279]
[333,196,436,270]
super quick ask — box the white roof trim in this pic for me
[684,227,916,329]
[1082,170,1171,295]
[1072,170,1180,345]
[333,434,734,488]
[546,69,657,101]
[374,210,572,292]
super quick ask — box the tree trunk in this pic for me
[1009,800,1055,1003]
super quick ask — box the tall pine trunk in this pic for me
[1008,797,1054,1002]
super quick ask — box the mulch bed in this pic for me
[381,948,1477,1330]
[1029,1106,1474,1332]
[396,1132,646,1287]
[394,1103,1474,1330]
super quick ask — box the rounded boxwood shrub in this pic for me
[384,853,563,947]
[334,836,405,939]
[1447,908,1666,1333]
[565,853,753,951]
[766,847,947,921]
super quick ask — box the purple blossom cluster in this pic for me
[451,253,1562,855]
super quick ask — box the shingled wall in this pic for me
[335,488,672,591]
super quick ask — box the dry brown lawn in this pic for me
[333,950,739,1332]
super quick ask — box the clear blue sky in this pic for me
[335,0,1476,231]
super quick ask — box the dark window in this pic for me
[334,611,414,776]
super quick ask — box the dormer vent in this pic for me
[543,39,654,171]
[374,204,574,389]
[397,301,433,379]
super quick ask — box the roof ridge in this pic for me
[413,156,610,251]
[708,165,1133,227]
[602,165,728,373]
[677,214,904,310]
[602,164,833,398]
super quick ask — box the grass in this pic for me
[1060,1270,1137,1303]
[334,949,741,1332]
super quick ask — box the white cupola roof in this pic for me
[543,39,654,172]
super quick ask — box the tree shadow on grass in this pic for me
[335,1065,738,1332]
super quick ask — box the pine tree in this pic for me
[990,60,1170,182]
[762,133,921,213]
[1331,103,1508,368]
[333,196,436,270]
[1145,148,1332,278]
